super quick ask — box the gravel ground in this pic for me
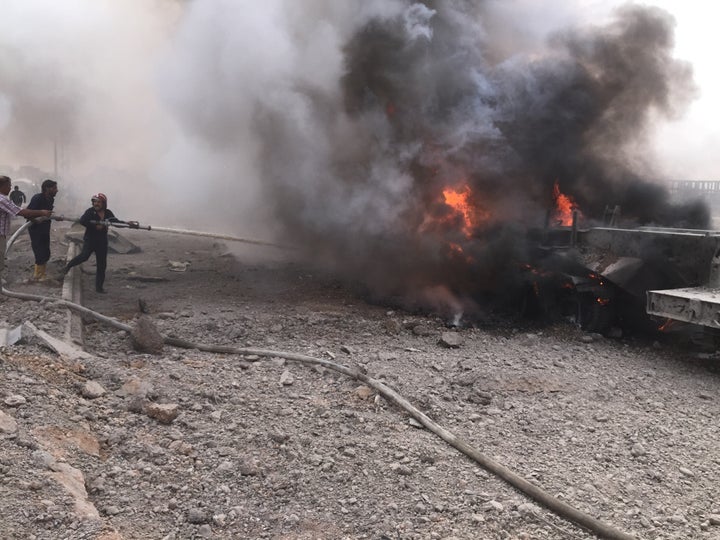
[1,222,720,540]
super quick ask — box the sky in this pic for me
[588,1,720,180]
[484,0,720,181]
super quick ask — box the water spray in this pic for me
[87,219,291,249]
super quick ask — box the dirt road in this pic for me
[0,221,719,540]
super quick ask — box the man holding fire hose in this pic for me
[26,179,59,281]
[62,193,138,293]
[0,175,53,281]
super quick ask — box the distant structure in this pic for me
[669,181,720,224]
[669,180,720,194]
[669,180,720,203]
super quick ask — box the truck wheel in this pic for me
[577,293,615,334]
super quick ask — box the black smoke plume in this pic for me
[258,1,707,316]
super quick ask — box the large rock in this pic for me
[130,315,164,354]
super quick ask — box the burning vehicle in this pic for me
[253,2,715,340]
[522,190,720,337]
[553,225,720,336]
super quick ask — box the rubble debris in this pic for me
[22,322,95,362]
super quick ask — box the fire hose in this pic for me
[1,219,638,540]
[88,219,291,249]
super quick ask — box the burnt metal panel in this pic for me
[577,227,720,287]
[647,287,720,328]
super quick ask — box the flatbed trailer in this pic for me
[537,223,720,333]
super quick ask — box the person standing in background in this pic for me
[9,186,26,207]
[0,175,52,283]
[27,179,58,281]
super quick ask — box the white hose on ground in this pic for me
[1,219,639,540]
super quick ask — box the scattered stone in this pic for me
[383,319,402,335]
[238,459,261,476]
[187,508,209,524]
[81,380,106,399]
[279,370,294,386]
[412,324,433,337]
[439,332,463,348]
[0,410,17,433]
[125,395,146,413]
[486,500,504,512]
[390,463,412,476]
[354,385,373,400]
[269,432,290,443]
[144,403,180,424]
[116,378,154,398]
[4,395,26,407]
[377,351,398,362]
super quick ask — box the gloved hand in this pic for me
[128,221,140,229]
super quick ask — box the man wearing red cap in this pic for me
[62,193,137,293]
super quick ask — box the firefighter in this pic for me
[62,193,138,293]
[0,176,52,281]
[27,179,58,281]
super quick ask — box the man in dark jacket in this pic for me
[27,179,58,281]
[62,193,138,293]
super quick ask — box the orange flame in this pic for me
[442,185,490,237]
[443,186,473,235]
[658,319,675,332]
[552,181,582,226]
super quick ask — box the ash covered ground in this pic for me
[1,222,720,540]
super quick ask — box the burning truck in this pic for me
[521,187,720,337]
[184,2,712,340]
